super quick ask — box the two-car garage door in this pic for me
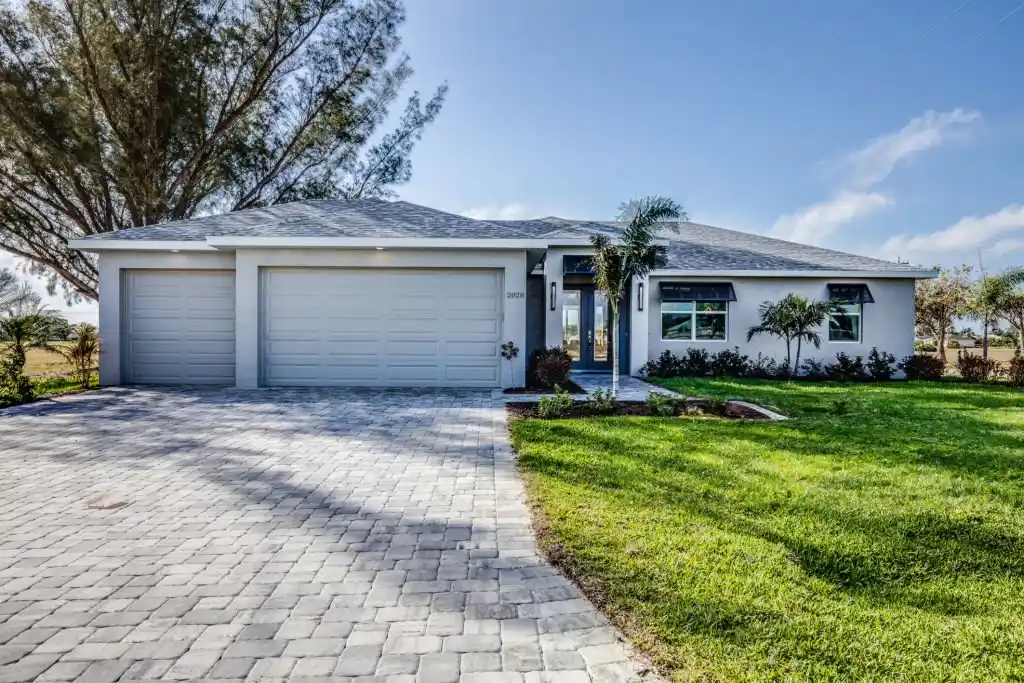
[260,268,501,387]
[121,268,502,387]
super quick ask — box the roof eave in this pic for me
[68,239,215,252]
[650,268,938,279]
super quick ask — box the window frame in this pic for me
[660,300,729,342]
[828,302,863,343]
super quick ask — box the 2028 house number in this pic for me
[506,292,525,299]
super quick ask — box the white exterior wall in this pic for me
[98,248,527,389]
[646,276,917,367]
[97,251,236,386]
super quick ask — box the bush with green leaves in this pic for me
[798,357,827,379]
[537,388,574,419]
[749,353,788,379]
[640,350,681,379]
[825,353,867,382]
[898,354,945,381]
[587,388,617,414]
[709,347,750,377]
[646,391,679,417]
[866,347,897,381]
[914,341,938,353]
[956,351,999,383]
[1006,353,1024,388]
[528,346,573,391]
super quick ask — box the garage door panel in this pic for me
[446,365,500,383]
[123,271,235,385]
[262,268,501,387]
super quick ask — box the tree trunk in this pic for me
[785,337,792,377]
[611,305,620,397]
[983,312,990,360]
[938,328,947,363]
[794,337,803,377]
[1018,327,1024,354]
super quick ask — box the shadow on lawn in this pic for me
[514,388,1024,616]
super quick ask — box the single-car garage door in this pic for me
[261,268,501,387]
[122,270,236,385]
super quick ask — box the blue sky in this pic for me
[397,0,1023,268]
[10,0,1023,321]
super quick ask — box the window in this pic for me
[661,301,727,341]
[829,303,862,342]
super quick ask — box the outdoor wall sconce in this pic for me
[550,282,557,311]
[638,282,645,311]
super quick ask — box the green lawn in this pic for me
[510,379,1024,682]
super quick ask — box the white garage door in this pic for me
[122,271,236,385]
[261,268,501,387]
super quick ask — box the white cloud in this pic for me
[460,202,534,221]
[772,108,980,246]
[879,204,1024,257]
[839,108,980,189]
[770,191,892,246]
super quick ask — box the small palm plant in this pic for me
[51,323,100,388]
[0,312,56,404]
[591,196,684,396]
[746,294,840,376]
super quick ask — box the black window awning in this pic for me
[828,283,874,304]
[563,255,595,275]
[659,282,736,302]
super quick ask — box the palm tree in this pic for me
[591,196,684,396]
[50,323,100,388]
[746,294,838,376]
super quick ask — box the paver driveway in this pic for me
[0,389,643,682]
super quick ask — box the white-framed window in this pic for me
[661,301,728,341]
[829,303,862,342]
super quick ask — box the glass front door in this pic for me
[562,288,612,371]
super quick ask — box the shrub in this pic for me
[646,391,679,417]
[528,346,573,391]
[798,357,827,380]
[956,350,998,383]
[537,388,574,418]
[679,348,712,376]
[914,341,937,353]
[587,388,617,414]
[709,347,750,377]
[898,354,945,381]
[866,347,897,381]
[825,352,866,382]
[1006,353,1024,388]
[640,350,681,379]
[749,353,787,379]
[948,339,961,349]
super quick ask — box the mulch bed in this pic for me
[507,397,771,420]
[502,380,585,395]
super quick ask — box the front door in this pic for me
[562,288,612,371]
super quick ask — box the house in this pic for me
[69,199,937,388]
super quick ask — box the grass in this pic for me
[32,374,97,395]
[5,343,76,376]
[510,379,1024,682]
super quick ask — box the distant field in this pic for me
[931,346,1018,368]
[2,344,76,377]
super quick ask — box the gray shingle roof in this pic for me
[77,198,925,273]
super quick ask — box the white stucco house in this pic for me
[69,199,937,388]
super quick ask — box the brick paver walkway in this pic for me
[0,388,645,682]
